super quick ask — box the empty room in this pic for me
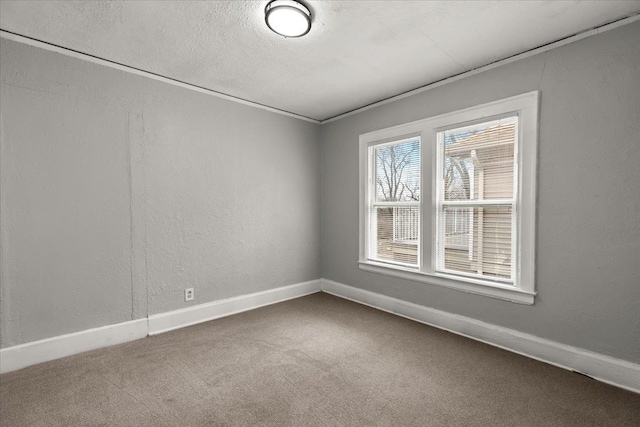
[1,1,639,425]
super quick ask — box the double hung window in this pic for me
[368,137,421,268]
[359,92,538,304]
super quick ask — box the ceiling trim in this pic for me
[0,29,322,124]
[320,12,640,125]
[2,11,638,126]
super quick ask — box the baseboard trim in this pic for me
[148,279,322,335]
[0,280,322,374]
[0,319,148,374]
[4,278,635,392]
[320,278,640,394]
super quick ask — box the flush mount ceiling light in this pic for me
[265,0,311,38]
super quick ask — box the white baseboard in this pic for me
[0,319,148,374]
[321,278,640,394]
[148,279,321,335]
[0,279,322,374]
[4,278,636,393]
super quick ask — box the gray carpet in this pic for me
[1,292,639,426]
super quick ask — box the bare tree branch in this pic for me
[375,142,419,202]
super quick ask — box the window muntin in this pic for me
[359,92,538,303]
[368,137,420,267]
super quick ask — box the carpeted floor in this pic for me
[1,292,639,426]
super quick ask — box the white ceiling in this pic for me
[1,1,639,121]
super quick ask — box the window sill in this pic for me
[358,261,535,305]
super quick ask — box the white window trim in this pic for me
[359,91,538,305]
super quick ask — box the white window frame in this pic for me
[359,92,538,304]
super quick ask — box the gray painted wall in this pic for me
[0,38,320,347]
[320,22,640,363]
[1,22,639,364]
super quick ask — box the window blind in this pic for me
[436,117,517,282]
[369,138,420,267]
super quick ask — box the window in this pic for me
[359,92,538,304]
[368,137,421,267]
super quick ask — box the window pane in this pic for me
[438,206,513,281]
[443,207,472,251]
[443,118,515,201]
[375,139,420,202]
[371,206,419,266]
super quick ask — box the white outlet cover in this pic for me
[185,288,194,302]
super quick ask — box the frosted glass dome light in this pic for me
[265,0,311,38]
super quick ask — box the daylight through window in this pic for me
[359,92,538,303]
[369,137,420,267]
[435,117,517,283]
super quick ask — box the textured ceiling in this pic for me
[1,1,639,121]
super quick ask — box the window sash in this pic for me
[367,204,421,268]
[434,114,518,284]
[367,138,421,268]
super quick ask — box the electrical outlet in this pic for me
[185,288,194,302]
